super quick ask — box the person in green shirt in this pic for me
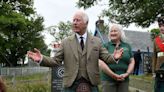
[99,23,135,92]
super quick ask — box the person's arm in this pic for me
[27,41,64,67]
[99,60,124,81]
[152,41,157,73]
[27,48,42,62]
[40,41,64,67]
[27,48,57,67]
[152,41,157,77]
[127,58,135,74]
[120,58,135,78]
[99,44,123,64]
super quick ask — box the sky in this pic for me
[34,0,158,45]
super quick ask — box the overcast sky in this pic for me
[34,0,107,31]
[34,0,158,45]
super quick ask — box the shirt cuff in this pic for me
[38,55,43,64]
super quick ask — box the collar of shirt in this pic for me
[76,32,87,45]
[111,40,124,46]
[110,40,124,49]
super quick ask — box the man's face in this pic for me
[72,14,87,35]
[159,24,164,34]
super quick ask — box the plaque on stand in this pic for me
[51,65,64,92]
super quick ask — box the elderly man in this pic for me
[27,10,123,92]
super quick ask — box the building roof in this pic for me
[95,30,153,52]
[124,30,153,52]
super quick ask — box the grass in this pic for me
[7,81,50,92]
[3,73,51,92]
[2,73,153,92]
[130,73,153,81]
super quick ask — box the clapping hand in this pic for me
[113,48,124,60]
[27,48,42,63]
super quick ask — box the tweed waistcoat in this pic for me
[76,39,89,80]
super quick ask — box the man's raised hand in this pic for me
[27,48,42,63]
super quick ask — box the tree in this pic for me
[46,21,73,43]
[76,0,164,27]
[46,21,94,45]
[150,28,160,40]
[0,0,48,66]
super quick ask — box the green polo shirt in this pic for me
[100,41,133,82]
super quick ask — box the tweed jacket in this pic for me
[40,33,115,87]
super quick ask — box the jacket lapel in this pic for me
[87,34,94,60]
[69,34,79,60]
[69,33,95,61]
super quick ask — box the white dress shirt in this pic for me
[75,32,87,45]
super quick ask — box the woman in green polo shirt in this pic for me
[99,23,135,92]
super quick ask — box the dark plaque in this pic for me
[51,65,64,92]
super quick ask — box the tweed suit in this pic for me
[40,33,116,88]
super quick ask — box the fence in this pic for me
[8,71,51,88]
[0,67,50,76]
[0,67,51,91]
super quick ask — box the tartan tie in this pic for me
[80,36,84,50]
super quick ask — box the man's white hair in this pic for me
[74,10,89,24]
[109,23,127,42]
